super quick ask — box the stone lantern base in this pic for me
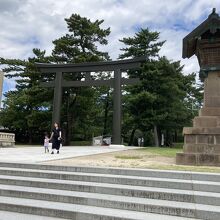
[176,71,220,166]
[176,127,220,166]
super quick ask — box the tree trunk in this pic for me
[153,125,159,147]
[128,128,136,146]
[65,120,71,146]
[66,108,73,146]
[174,130,178,143]
[62,126,67,146]
[165,130,173,147]
[157,127,161,146]
[28,128,33,144]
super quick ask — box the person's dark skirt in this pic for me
[52,138,60,150]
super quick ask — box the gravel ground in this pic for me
[42,149,174,168]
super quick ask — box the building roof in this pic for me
[183,8,220,58]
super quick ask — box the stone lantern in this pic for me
[176,8,220,166]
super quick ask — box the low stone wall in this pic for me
[0,132,15,147]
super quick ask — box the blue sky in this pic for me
[0,0,220,95]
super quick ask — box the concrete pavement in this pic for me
[0,145,139,163]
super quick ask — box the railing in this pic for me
[0,132,15,147]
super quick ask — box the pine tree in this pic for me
[51,14,111,144]
[0,49,53,143]
[119,29,202,146]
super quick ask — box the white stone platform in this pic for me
[0,145,139,163]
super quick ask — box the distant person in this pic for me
[141,137,144,147]
[43,133,50,153]
[50,122,62,154]
[138,138,141,147]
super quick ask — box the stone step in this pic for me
[1,162,220,181]
[0,210,67,220]
[0,167,219,192]
[0,184,219,218]
[0,163,219,219]
[0,196,192,220]
[0,174,219,206]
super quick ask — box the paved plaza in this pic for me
[0,145,137,163]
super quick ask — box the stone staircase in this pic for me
[0,163,219,219]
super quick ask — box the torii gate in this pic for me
[36,56,145,145]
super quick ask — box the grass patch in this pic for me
[138,146,183,157]
[172,142,184,148]
[115,155,143,160]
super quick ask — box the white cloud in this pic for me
[0,0,219,91]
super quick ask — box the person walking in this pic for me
[50,122,62,154]
[43,133,50,153]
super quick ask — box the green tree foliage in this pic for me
[51,14,111,144]
[119,29,202,146]
[119,28,165,60]
[0,49,53,143]
[52,13,110,63]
